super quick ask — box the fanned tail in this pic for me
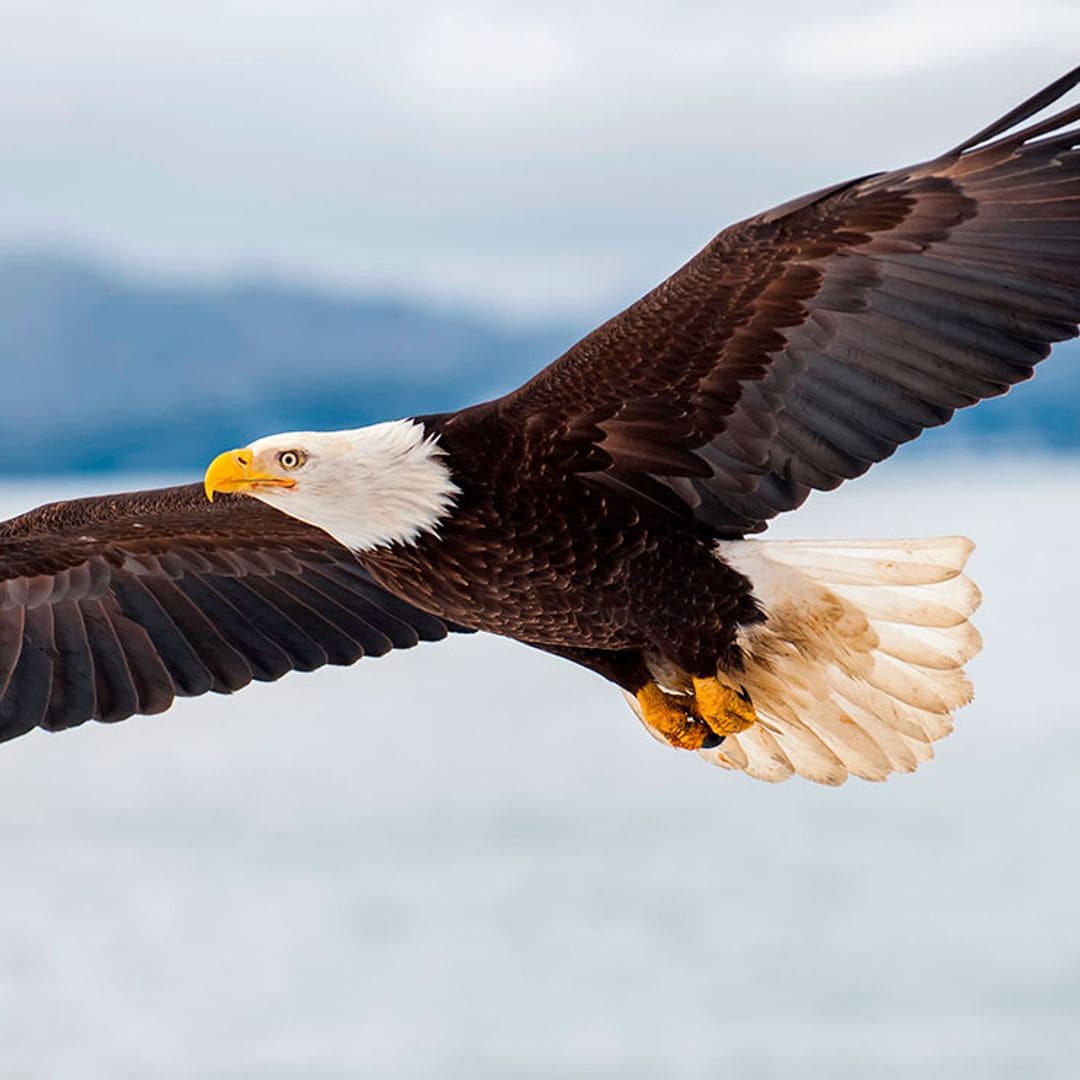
[701,537,981,785]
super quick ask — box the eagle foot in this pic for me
[692,676,758,737]
[635,681,722,750]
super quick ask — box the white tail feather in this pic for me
[698,537,981,785]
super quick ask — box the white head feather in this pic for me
[245,419,459,551]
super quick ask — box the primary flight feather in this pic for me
[3,67,1080,783]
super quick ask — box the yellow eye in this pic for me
[278,450,304,470]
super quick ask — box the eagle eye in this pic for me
[278,450,305,470]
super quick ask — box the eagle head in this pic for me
[203,420,459,551]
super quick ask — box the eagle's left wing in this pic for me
[480,65,1080,536]
[0,483,465,743]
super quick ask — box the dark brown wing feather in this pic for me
[483,65,1080,536]
[0,484,464,743]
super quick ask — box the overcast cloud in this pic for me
[0,0,1078,316]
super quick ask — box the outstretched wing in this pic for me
[485,66,1080,536]
[0,484,464,743]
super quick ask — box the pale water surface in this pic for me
[0,461,1078,1078]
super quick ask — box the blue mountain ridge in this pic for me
[2,253,1078,476]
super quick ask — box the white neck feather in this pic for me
[248,419,459,551]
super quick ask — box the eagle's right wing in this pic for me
[482,66,1080,537]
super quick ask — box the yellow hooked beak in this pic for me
[204,448,297,501]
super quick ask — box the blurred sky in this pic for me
[1,1,1079,317]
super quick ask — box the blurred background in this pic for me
[1,2,1079,1076]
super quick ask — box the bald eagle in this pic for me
[2,69,1079,785]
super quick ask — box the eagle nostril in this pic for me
[235,451,252,467]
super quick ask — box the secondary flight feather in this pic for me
[3,67,1080,783]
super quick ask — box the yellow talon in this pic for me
[692,676,758,737]
[635,681,720,750]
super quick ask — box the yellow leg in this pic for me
[635,682,721,750]
[692,676,758,737]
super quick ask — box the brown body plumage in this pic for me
[2,68,1079,781]
[361,413,762,689]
